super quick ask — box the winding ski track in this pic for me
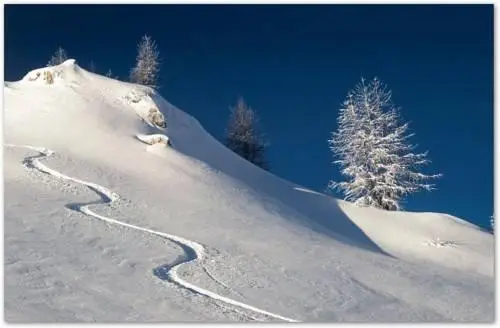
[5,144,298,323]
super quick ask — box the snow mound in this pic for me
[3,62,494,322]
[22,58,82,85]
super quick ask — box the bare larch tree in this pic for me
[130,35,160,89]
[225,97,269,171]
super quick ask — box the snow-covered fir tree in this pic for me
[47,47,68,66]
[130,35,160,89]
[225,97,269,171]
[328,77,441,211]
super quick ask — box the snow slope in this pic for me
[4,60,494,322]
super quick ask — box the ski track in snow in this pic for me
[4,143,299,323]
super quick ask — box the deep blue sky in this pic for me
[5,5,493,229]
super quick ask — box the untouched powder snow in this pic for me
[3,60,494,322]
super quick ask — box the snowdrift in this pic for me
[3,60,494,322]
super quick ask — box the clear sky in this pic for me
[4,4,493,229]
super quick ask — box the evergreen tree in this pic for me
[329,77,441,211]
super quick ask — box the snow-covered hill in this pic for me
[4,60,494,322]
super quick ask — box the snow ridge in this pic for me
[4,143,299,323]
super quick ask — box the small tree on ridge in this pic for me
[130,34,160,89]
[47,47,68,66]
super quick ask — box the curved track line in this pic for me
[202,266,244,298]
[5,144,298,323]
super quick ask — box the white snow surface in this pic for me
[4,60,494,322]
